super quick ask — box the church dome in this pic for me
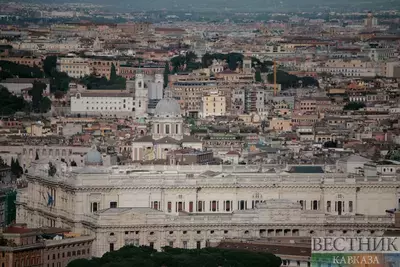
[84,146,103,166]
[154,98,181,117]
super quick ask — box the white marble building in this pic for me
[16,159,398,257]
[70,90,134,118]
[131,98,203,161]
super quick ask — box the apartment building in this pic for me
[57,56,120,79]
[269,117,292,132]
[57,56,91,78]
[362,43,396,62]
[214,70,254,82]
[88,59,120,80]
[315,59,379,77]
[119,63,163,80]
[169,80,218,117]
[0,57,42,68]
[230,87,265,115]
[70,91,134,118]
[200,92,227,118]
[0,226,94,267]
[117,22,152,34]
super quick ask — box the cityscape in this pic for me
[0,0,399,266]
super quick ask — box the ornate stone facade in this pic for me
[131,98,202,161]
[16,164,398,257]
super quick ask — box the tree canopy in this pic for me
[251,57,273,73]
[267,70,319,89]
[201,53,244,71]
[0,86,27,115]
[0,60,43,79]
[80,74,126,90]
[343,102,366,111]
[170,51,201,73]
[28,81,51,113]
[10,158,23,178]
[43,55,72,92]
[67,245,282,267]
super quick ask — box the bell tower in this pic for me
[134,73,148,118]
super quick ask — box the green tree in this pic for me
[163,62,170,88]
[11,158,23,178]
[343,102,366,110]
[255,70,262,82]
[28,81,47,112]
[54,90,65,99]
[40,97,52,113]
[200,53,244,70]
[0,86,27,115]
[0,156,6,167]
[43,55,57,77]
[0,60,43,78]
[68,245,282,267]
[185,51,197,63]
[110,63,117,82]
[267,70,299,89]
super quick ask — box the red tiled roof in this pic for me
[226,151,240,156]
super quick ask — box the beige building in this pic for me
[315,59,379,77]
[269,117,292,132]
[57,56,91,78]
[200,92,227,118]
[168,80,218,117]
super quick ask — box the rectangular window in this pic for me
[196,241,201,249]
[165,125,170,134]
[349,201,353,212]
[151,201,159,210]
[169,241,173,247]
[110,202,117,208]
[327,201,331,212]
[238,200,246,210]
[211,200,217,212]
[312,200,318,210]
[189,201,193,212]
[90,202,98,212]
[299,200,304,210]
[197,201,203,212]
[167,201,172,212]
[183,241,188,249]
[224,200,231,212]
[149,242,154,248]
[177,201,184,212]
[109,243,114,252]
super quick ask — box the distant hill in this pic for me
[2,0,398,11]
